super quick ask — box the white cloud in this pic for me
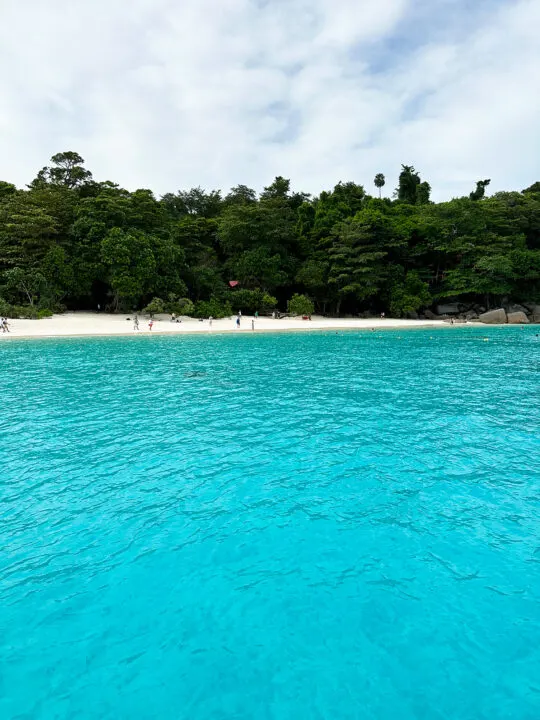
[0,0,538,200]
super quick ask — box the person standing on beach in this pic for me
[149,319,154,331]
[209,316,213,328]
[133,315,139,331]
[236,315,241,329]
[251,318,255,331]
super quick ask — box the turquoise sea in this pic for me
[1,327,540,719]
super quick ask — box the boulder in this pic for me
[405,311,418,320]
[479,308,507,324]
[435,303,460,315]
[507,311,529,324]
[506,304,529,315]
[464,311,479,320]
[525,304,540,323]
[423,309,438,320]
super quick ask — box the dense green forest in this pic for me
[1,152,540,318]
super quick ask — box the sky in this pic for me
[0,0,539,201]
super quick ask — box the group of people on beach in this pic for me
[1,317,10,333]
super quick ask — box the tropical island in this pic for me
[1,152,539,327]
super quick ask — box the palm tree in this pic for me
[374,173,385,198]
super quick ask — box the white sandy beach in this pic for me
[0,312,447,339]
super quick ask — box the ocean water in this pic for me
[1,327,540,719]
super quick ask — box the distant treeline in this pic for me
[1,152,539,318]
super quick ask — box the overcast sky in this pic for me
[0,0,538,200]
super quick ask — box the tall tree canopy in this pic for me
[1,152,540,317]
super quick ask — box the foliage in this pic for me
[389,271,432,317]
[374,173,385,198]
[1,150,540,318]
[470,179,491,201]
[288,293,314,316]
[142,297,166,316]
[166,296,195,316]
[193,298,232,319]
[228,289,278,314]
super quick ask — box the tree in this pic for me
[288,293,314,316]
[397,165,421,203]
[416,182,431,205]
[470,179,491,201]
[2,267,46,305]
[389,270,431,317]
[374,173,385,198]
[31,152,93,189]
[100,228,157,310]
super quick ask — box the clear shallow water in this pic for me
[1,327,540,719]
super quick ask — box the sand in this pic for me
[0,312,448,339]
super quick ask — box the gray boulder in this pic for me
[423,309,438,320]
[507,311,529,324]
[479,308,507,324]
[506,304,529,315]
[525,304,540,323]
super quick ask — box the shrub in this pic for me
[6,305,38,319]
[167,297,195,316]
[193,298,232,319]
[142,297,166,316]
[37,308,54,319]
[262,294,278,310]
[288,293,314,317]
[229,289,279,314]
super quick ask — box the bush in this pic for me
[228,289,279,314]
[37,308,54,319]
[288,293,314,317]
[5,305,38,319]
[167,297,195,316]
[142,297,166,316]
[193,298,232,319]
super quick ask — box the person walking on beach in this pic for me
[251,318,255,331]
[209,316,213,328]
[133,315,139,331]
[236,315,241,329]
[1,317,9,333]
[148,318,154,331]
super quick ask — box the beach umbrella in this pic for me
[229,280,239,287]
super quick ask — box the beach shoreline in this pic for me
[0,311,454,340]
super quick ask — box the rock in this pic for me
[507,311,529,324]
[464,311,479,320]
[505,303,528,315]
[423,309,438,320]
[525,304,540,323]
[405,311,418,320]
[435,303,460,315]
[479,308,507,324]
